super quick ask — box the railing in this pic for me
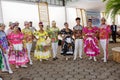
[2,0,79,6]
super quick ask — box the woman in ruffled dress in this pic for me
[34,22,51,62]
[8,26,28,68]
[60,22,74,60]
[83,19,100,61]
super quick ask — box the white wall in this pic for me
[1,1,39,30]
[1,1,78,31]
[66,7,77,29]
[48,6,65,30]
[3,1,118,31]
[1,1,68,30]
[49,7,77,29]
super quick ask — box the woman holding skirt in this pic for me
[34,22,51,62]
[83,19,100,61]
[8,26,28,68]
[60,22,74,60]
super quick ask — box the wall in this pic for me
[1,1,67,30]
[66,7,77,29]
[1,1,120,31]
[1,1,79,30]
[48,6,65,29]
[1,1,39,30]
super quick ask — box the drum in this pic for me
[112,47,120,63]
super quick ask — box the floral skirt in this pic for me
[34,42,51,60]
[84,37,100,57]
[61,36,74,56]
[8,47,29,66]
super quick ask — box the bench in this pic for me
[112,47,120,63]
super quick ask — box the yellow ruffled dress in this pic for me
[33,31,51,60]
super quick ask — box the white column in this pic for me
[65,6,67,22]
[0,0,3,23]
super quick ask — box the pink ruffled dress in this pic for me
[83,27,100,57]
[8,32,29,66]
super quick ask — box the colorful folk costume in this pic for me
[60,28,74,56]
[83,27,100,60]
[8,32,28,66]
[99,24,111,62]
[0,30,13,73]
[73,25,83,60]
[34,31,51,61]
[0,50,3,69]
[49,27,59,60]
[22,28,33,65]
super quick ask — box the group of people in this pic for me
[0,17,112,74]
[59,17,111,63]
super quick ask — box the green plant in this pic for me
[103,0,120,21]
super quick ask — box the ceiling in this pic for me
[66,0,106,11]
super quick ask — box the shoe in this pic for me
[66,58,68,61]
[79,56,83,60]
[73,58,76,61]
[104,60,107,63]
[88,57,92,60]
[40,59,42,62]
[9,70,13,74]
[29,61,33,65]
[53,58,56,61]
[21,65,27,68]
[55,57,58,59]
[103,59,107,63]
[93,57,97,62]
[45,59,49,61]
[2,68,8,72]
[16,65,19,69]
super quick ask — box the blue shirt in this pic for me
[0,31,9,50]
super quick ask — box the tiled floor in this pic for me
[0,42,120,80]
